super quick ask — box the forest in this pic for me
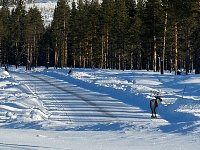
[0,0,200,75]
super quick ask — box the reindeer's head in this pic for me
[155,96,162,102]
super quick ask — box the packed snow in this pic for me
[0,66,200,149]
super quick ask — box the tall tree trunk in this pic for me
[175,22,178,75]
[30,44,33,69]
[101,35,104,68]
[153,36,157,72]
[131,52,133,69]
[138,49,142,70]
[101,29,109,69]
[54,40,58,69]
[26,42,30,70]
[15,42,19,69]
[61,44,64,68]
[161,10,168,74]
[79,55,82,67]
[104,52,107,69]
[79,42,82,67]
[90,38,93,68]
[83,56,86,68]
[65,39,67,67]
[33,34,36,68]
[195,48,200,74]
[146,57,150,71]
[73,52,76,68]
[63,14,67,67]
[170,58,172,73]
[118,54,121,70]
[105,29,109,68]
[46,45,50,69]
[186,36,190,75]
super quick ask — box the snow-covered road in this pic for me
[12,72,165,130]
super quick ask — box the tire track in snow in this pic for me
[13,72,128,127]
[29,74,117,119]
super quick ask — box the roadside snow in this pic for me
[0,69,49,126]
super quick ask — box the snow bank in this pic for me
[0,70,49,127]
[0,71,10,78]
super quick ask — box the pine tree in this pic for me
[125,0,141,70]
[39,26,52,68]
[160,0,168,74]
[100,0,115,69]
[113,0,128,70]
[75,0,85,67]
[87,0,100,68]
[10,0,27,68]
[142,0,164,72]
[0,1,10,65]
[26,7,43,70]
[167,0,195,75]
[134,0,146,70]
[68,0,78,67]
[191,0,200,74]
[51,0,70,68]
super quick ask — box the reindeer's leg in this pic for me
[153,109,155,118]
[151,110,154,118]
[150,101,153,117]
[154,107,157,118]
[151,106,155,118]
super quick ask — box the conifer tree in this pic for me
[125,0,141,70]
[143,0,164,72]
[100,0,115,68]
[68,0,78,67]
[10,0,27,68]
[75,0,91,68]
[51,0,70,68]
[113,0,128,70]
[76,0,84,67]
[87,0,100,68]
[167,0,195,75]
[135,0,146,70]
[191,0,200,74]
[26,7,43,70]
[160,0,168,74]
[39,26,52,68]
[0,1,10,65]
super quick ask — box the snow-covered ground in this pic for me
[1,66,200,149]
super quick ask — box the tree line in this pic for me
[0,0,200,74]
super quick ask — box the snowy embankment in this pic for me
[0,69,49,125]
[1,67,200,150]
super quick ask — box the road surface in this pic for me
[11,71,166,130]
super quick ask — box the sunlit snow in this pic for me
[0,66,200,149]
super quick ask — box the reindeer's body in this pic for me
[150,97,162,118]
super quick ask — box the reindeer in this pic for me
[150,96,162,118]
